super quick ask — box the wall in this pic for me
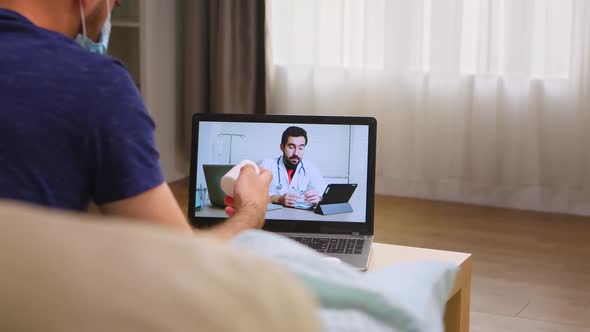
[195,122,351,183]
[143,0,189,182]
[348,125,369,212]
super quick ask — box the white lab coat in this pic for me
[259,157,327,197]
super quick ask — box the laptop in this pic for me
[189,114,377,270]
[202,164,234,207]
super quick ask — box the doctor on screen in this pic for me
[259,126,327,209]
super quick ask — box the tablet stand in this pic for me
[314,202,353,215]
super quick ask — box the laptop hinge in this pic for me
[352,232,360,236]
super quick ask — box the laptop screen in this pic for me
[190,115,376,231]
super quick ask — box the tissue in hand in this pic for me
[220,160,261,197]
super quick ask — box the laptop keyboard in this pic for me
[289,237,365,254]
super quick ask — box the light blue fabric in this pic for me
[231,230,457,332]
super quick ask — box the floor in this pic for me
[170,179,590,332]
[373,195,590,332]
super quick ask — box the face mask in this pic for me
[75,0,112,55]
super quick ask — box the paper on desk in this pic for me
[231,230,457,332]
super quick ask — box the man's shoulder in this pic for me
[1,28,143,126]
[44,46,148,133]
[58,45,131,86]
[1,21,131,88]
[53,45,144,115]
[54,52,143,125]
[19,22,129,80]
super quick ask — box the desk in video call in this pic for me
[195,203,365,223]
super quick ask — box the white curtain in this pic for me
[268,0,590,216]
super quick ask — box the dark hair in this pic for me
[281,126,308,145]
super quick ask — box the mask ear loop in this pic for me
[105,0,111,19]
[79,0,87,37]
[79,0,111,38]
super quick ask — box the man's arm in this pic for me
[203,207,264,241]
[101,166,273,240]
[101,185,260,239]
[100,183,193,233]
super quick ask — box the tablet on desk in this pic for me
[283,184,357,212]
[314,184,358,215]
[319,184,357,205]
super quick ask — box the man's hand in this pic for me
[304,189,322,206]
[279,192,301,207]
[222,165,272,229]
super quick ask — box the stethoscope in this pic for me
[276,156,306,191]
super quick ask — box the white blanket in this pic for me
[232,231,457,332]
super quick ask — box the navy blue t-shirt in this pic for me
[0,9,164,211]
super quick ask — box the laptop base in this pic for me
[280,232,373,270]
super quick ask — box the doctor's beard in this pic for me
[284,156,300,170]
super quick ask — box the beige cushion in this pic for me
[0,201,320,332]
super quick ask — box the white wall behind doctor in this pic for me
[201,122,351,179]
[348,126,369,212]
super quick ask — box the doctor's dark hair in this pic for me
[281,126,308,146]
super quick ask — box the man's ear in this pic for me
[280,144,285,151]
